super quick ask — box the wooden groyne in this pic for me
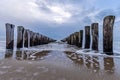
[61,15,115,55]
[6,24,56,49]
[5,15,116,55]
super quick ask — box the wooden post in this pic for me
[27,30,30,47]
[41,35,44,44]
[33,33,37,46]
[29,31,33,46]
[40,35,43,45]
[91,23,99,51]
[68,37,71,44]
[17,26,24,48]
[78,30,83,48]
[103,15,115,55]
[24,29,29,47]
[84,26,91,49]
[36,33,39,45]
[38,34,41,45]
[69,35,72,44]
[75,32,79,46]
[73,33,76,45]
[6,23,15,49]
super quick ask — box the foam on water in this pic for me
[1,40,120,58]
[76,49,120,58]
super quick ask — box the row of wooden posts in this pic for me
[61,15,115,55]
[6,23,56,49]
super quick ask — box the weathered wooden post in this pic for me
[41,35,44,44]
[73,33,76,45]
[44,36,47,44]
[6,23,15,49]
[24,29,29,47]
[70,34,73,45]
[17,26,24,48]
[103,15,115,55]
[36,33,39,45]
[72,34,74,45]
[84,26,91,49]
[91,23,99,51]
[38,34,41,45]
[34,33,37,46]
[27,30,30,47]
[68,36,71,44]
[69,35,72,44]
[30,31,34,46]
[75,32,79,46]
[40,35,43,45]
[70,35,72,45]
[78,30,83,48]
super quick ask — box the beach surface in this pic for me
[0,42,120,80]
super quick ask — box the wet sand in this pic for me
[0,42,120,80]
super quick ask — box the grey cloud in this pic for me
[0,0,120,40]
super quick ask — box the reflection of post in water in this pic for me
[5,50,13,58]
[77,54,84,65]
[104,57,114,73]
[64,51,84,65]
[92,56,100,72]
[85,55,91,68]
[16,50,28,60]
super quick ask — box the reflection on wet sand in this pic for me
[104,57,114,73]
[64,51,115,73]
[85,55,91,69]
[16,50,51,60]
[5,49,51,61]
[5,50,115,74]
[76,54,84,65]
[92,56,100,72]
[5,50,13,58]
[2,42,120,80]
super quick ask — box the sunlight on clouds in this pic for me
[18,0,72,24]
[49,6,72,23]
[0,0,117,25]
[50,6,71,18]
[53,16,64,24]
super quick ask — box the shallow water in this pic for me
[0,42,120,80]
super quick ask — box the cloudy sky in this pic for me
[0,0,120,40]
